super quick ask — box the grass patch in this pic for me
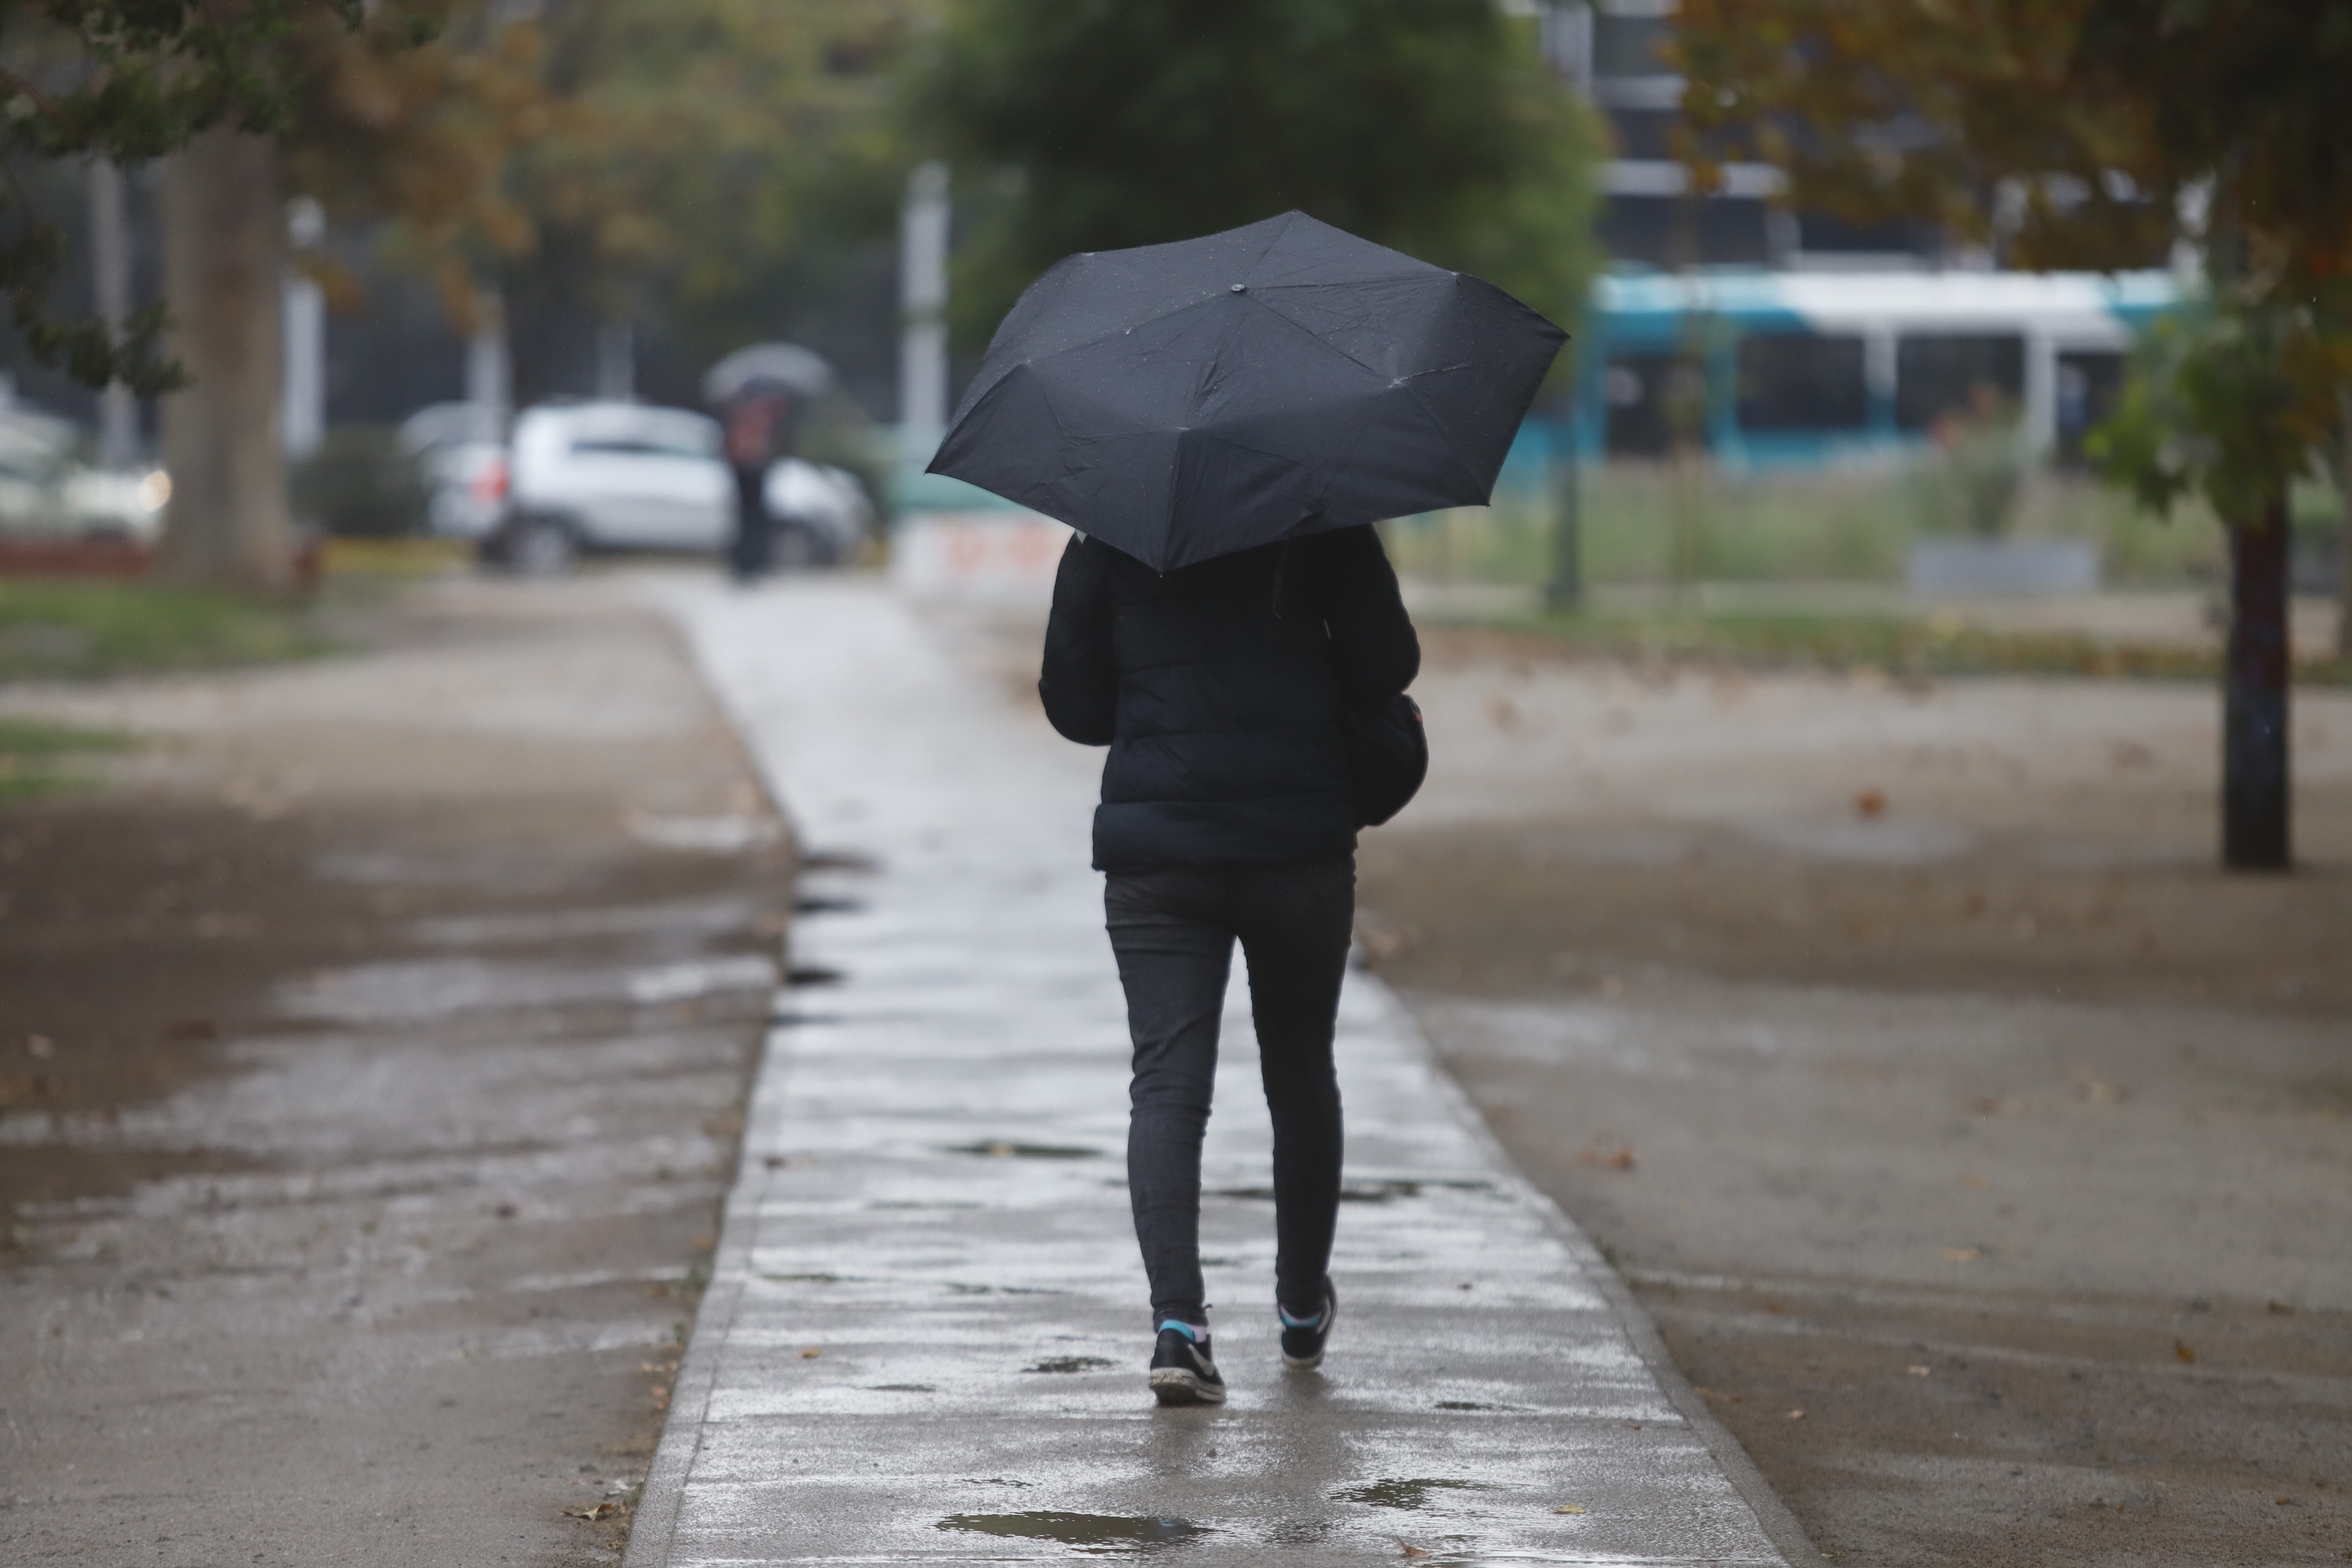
[0,578,325,681]
[0,716,134,802]
[1381,462,2254,591]
[1511,610,2352,686]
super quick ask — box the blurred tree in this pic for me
[488,0,922,406]
[161,3,545,590]
[0,0,379,396]
[1672,0,2352,870]
[907,0,1602,349]
[0,1,550,588]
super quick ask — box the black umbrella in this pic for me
[926,210,1567,573]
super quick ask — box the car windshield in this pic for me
[568,415,718,460]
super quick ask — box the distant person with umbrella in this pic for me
[704,344,832,583]
[930,212,1566,1406]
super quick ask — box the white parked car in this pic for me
[486,400,871,574]
[0,409,168,543]
[398,401,509,542]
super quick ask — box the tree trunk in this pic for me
[2223,499,2292,870]
[154,131,292,591]
[2337,387,2352,660]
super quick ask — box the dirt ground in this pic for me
[0,574,788,1566]
[1360,627,2352,1567]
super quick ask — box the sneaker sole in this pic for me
[1148,1368,1227,1406]
[1280,1289,1338,1372]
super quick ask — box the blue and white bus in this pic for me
[1571,268,2181,469]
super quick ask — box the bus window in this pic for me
[2056,351,2125,469]
[1604,352,1704,459]
[1737,334,1868,433]
[1896,335,2024,432]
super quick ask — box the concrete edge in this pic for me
[1361,981,1831,1568]
[624,587,799,1568]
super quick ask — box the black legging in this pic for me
[1104,855,1354,1327]
[728,464,773,581]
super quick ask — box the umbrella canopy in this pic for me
[927,210,1567,573]
[703,342,834,404]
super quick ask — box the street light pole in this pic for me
[899,160,950,443]
[1545,403,1583,613]
[89,158,138,471]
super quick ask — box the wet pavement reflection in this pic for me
[623,580,1802,1567]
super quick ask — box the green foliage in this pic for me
[2090,296,2348,525]
[1511,609,2349,687]
[0,0,374,393]
[908,0,1602,347]
[1380,464,2224,592]
[0,715,129,802]
[499,0,921,349]
[1672,0,2352,538]
[0,579,324,680]
[292,427,430,538]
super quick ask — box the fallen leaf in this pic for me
[24,1034,55,1060]
[1942,1247,1980,1264]
[562,1501,623,1521]
[1785,1409,1805,1420]
[2267,1300,2295,1316]
[1395,1539,1432,1560]
[1907,1365,1931,1377]
[800,1346,822,1359]
[2174,1339,2196,1364]
[1853,788,1887,819]
[1960,1173,1989,1190]
[1549,1504,1587,1515]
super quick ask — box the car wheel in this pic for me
[507,515,578,577]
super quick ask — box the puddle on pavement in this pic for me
[864,1383,936,1392]
[1209,1177,1495,1204]
[937,1512,1209,1554]
[1336,1478,1502,1511]
[948,1139,1101,1159]
[761,1271,844,1283]
[798,848,879,873]
[1026,1355,1116,1373]
[1434,1400,1527,1413]
[793,895,865,915]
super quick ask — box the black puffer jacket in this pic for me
[1040,525,1419,871]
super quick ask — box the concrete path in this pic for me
[630,577,1811,1567]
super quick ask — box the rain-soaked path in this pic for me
[630,577,1809,1568]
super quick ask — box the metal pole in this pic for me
[89,158,138,470]
[1545,405,1583,612]
[465,285,511,419]
[899,160,950,441]
[282,198,326,460]
[596,320,634,401]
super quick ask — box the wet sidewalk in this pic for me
[628,577,1812,1567]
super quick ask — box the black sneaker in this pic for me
[1147,1324,1227,1406]
[1279,1281,1337,1371]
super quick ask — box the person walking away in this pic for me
[721,386,797,582]
[1040,524,1419,1406]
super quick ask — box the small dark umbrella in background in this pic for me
[928,210,1567,573]
[705,343,833,582]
